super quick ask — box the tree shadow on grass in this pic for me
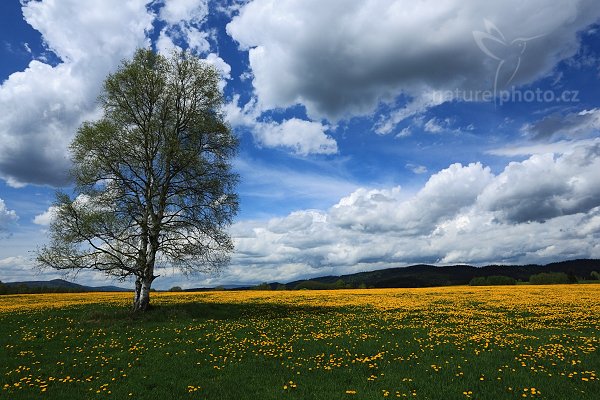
[83,300,341,326]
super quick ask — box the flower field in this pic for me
[1,285,598,399]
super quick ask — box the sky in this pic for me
[1,0,600,289]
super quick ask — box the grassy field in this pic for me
[1,286,598,399]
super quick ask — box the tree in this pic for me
[253,282,272,291]
[529,272,570,285]
[469,275,516,286]
[333,279,345,289]
[469,277,488,286]
[37,49,239,311]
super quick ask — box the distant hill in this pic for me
[0,278,130,294]
[268,259,600,290]
[3,259,599,294]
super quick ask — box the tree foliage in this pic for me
[529,272,571,285]
[37,49,238,311]
[469,275,516,286]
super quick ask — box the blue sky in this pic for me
[1,0,600,289]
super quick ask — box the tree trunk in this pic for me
[132,276,153,312]
[133,277,142,308]
[133,237,157,312]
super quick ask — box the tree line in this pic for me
[469,271,600,286]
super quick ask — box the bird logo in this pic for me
[473,19,544,96]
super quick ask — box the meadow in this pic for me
[1,286,598,399]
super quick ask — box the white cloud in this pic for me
[395,128,412,139]
[0,255,138,287]
[0,0,154,187]
[157,24,211,55]
[406,164,428,174]
[521,108,600,140]
[204,53,232,80]
[0,0,227,187]
[23,0,153,63]
[215,140,600,284]
[159,0,208,24]
[477,141,600,223]
[33,206,58,226]
[487,138,600,157]
[376,93,445,135]
[7,141,600,286]
[228,0,600,129]
[156,0,211,55]
[225,95,339,156]
[330,162,494,234]
[424,118,444,133]
[156,29,179,55]
[0,256,37,282]
[256,118,337,156]
[0,225,136,286]
[0,199,18,231]
[223,94,259,127]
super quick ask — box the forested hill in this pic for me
[0,279,129,294]
[3,259,600,293]
[275,259,600,290]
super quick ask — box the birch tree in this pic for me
[37,49,239,311]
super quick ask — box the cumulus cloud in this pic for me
[255,119,337,156]
[0,256,37,282]
[0,199,18,231]
[0,0,153,187]
[330,162,494,234]
[155,30,179,55]
[159,0,208,25]
[33,206,58,226]
[9,141,600,286]
[0,0,229,187]
[224,95,338,155]
[477,141,600,223]
[227,0,600,128]
[222,140,600,283]
[203,52,232,80]
[156,0,211,55]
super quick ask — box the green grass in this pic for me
[1,292,598,399]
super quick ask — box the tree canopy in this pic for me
[37,49,239,311]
